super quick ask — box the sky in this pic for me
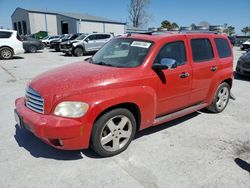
[0,0,249,34]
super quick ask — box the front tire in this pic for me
[91,108,136,157]
[207,82,230,113]
[0,47,13,60]
[28,45,37,53]
[73,47,84,56]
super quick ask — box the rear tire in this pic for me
[0,47,13,60]
[91,108,136,157]
[73,47,84,56]
[207,82,230,113]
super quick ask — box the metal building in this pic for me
[11,7,126,35]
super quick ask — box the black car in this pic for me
[22,36,44,53]
[50,34,82,51]
[236,50,250,76]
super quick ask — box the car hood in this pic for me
[30,61,136,98]
[61,40,80,45]
[240,52,250,62]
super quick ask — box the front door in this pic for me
[154,38,192,116]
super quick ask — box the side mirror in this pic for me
[85,38,89,43]
[152,58,177,70]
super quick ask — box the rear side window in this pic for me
[155,41,187,66]
[191,39,214,62]
[214,38,231,58]
[0,31,12,38]
[95,34,110,40]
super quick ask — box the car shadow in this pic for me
[14,125,101,160]
[24,51,43,54]
[14,112,202,160]
[59,54,73,57]
[0,56,25,60]
[234,158,250,173]
[234,72,250,82]
[135,111,201,139]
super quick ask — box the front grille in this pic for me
[25,87,44,114]
[242,63,250,69]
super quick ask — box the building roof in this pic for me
[12,7,126,25]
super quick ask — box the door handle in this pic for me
[179,72,190,78]
[211,66,218,72]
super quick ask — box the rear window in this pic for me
[0,31,12,38]
[191,39,214,62]
[214,38,231,58]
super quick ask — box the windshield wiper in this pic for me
[95,61,114,67]
[86,57,114,67]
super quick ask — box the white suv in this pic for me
[0,29,24,60]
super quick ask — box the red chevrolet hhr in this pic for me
[15,32,233,157]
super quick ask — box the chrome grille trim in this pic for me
[25,87,44,114]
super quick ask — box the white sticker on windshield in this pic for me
[131,41,151,48]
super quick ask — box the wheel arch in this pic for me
[0,46,14,53]
[93,102,141,133]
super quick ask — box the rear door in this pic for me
[187,35,217,105]
[153,36,192,116]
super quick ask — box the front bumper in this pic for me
[60,48,72,53]
[15,97,89,150]
[236,63,250,77]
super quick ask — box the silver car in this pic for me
[60,33,113,56]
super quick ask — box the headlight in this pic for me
[54,101,89,118]
[72,42,78,47]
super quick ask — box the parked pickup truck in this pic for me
[14,32,233,157]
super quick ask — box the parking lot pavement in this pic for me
[0,47,250,188]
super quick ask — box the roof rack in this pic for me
[127,30,220,37]
[179,30,219,34]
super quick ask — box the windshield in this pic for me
[42,36,49,40]
[91,38,153,68]
[61,34,72,40]
[75,34,87,40]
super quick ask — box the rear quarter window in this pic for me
[0,31,12,38]
[191,38,214,62]
[214,38,231,58]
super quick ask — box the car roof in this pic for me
[121,32,228,42]
[0,29,16,33]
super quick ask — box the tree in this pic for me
[241,26,250,36]
[190,23,196,30]
[128,0,151,28]
[171,22,179,30]
[199,21,210,28]
[161,20,179,30]
[161,20,172,30]
[223,24,235,36]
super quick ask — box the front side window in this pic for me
[154,41,187,66]
[86,35,95,41]
[214,38,231,58]
[191,38,214,62]
[91,38,153,68]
